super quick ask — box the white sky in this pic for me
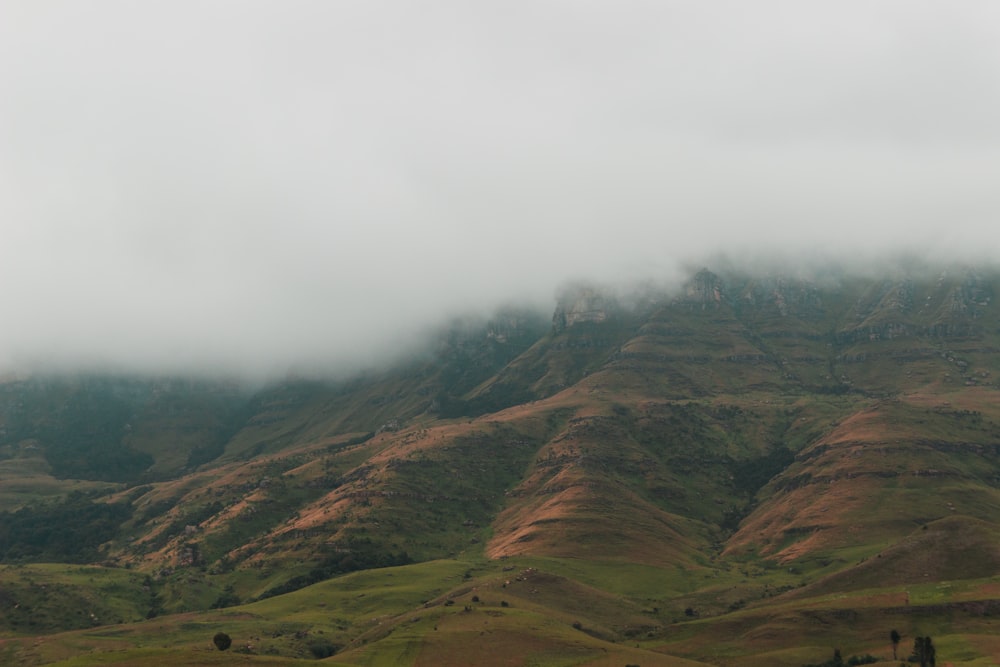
[2,1,1000,377]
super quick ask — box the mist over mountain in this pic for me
[5,260,1000,664]
[3,2,1000,378]
[5,4,1000,663]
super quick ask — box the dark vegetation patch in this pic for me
[0,492,132,563]
[435,382,536,419]
[0,376,252,482]
[326,431,376,452]
[258,538,412,599]
[802,649,878,667]
[38,392,151,482]
[730,446,796,497]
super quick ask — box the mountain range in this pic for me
[2,262,1000,666]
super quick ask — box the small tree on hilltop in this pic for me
[213,632,232,651]
[890,629,901,660]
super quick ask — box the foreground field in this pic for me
[3,554,999,666]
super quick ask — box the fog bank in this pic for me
[2,2,999,378]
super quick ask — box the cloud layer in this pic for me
[2,1,1000,377]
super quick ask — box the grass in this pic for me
[0,564,154,636]
[44,648,308,666]
[16,552,1000,665]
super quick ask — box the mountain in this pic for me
[2,263,1000,666]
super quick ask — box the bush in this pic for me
[801,650,877,667]
[213,632,232,651]
[258,540,412,599]
[307,638,340,658]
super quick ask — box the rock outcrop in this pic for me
[552,284,617,332]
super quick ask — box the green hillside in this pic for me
[3,264,1000,665]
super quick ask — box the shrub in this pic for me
[307,638,340,658]
[213,632,232,651]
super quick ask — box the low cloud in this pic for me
[2,1,999,378]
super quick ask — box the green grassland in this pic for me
[5,555,1000,665]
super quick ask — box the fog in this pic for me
[2,1,999,378]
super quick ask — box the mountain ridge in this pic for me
[3,262,1000,665]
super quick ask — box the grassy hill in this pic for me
[3,263,1000,664]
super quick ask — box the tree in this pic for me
[213,632,232,651]
[910,636,935,667]
[890,629,901,660]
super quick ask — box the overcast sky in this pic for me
[2,1,1000,378]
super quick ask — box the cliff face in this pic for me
[678,269,725,309]
[737,276,824,320]
[484,307,547,344]
[551,284,618,332]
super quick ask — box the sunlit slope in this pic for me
[726,392,1000,563]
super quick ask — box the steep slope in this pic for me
[726,394,1000,564]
